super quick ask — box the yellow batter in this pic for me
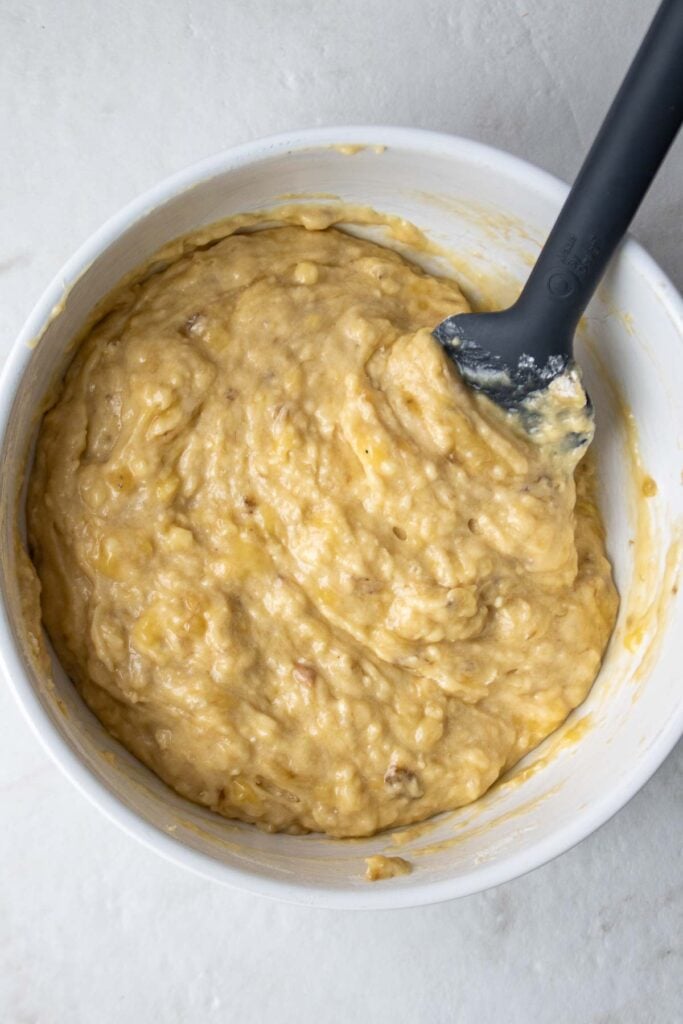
[27,223,618,837]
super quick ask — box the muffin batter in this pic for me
[27,223,618,837]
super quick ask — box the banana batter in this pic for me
[27,222,618,837]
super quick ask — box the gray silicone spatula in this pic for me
[434,0,683,425]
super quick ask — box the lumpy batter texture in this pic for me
[27,224,618,837]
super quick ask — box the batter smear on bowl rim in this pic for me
[26,218,618,838]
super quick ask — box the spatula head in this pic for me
[433,311,593,454]
[433,311,572,410]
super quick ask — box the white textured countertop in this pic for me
[1,1,681,1021]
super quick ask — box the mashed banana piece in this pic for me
[27,224,618,837]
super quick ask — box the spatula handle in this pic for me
[514,0,683,353]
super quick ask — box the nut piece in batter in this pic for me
[27,221,618,837]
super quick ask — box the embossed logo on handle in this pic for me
[558,233,602,280]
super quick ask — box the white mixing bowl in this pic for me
[1,127,681,909]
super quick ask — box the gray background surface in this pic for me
[1,1,681,1021]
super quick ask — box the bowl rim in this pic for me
[1,124,681,910]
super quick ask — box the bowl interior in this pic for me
[1,130,681,908]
